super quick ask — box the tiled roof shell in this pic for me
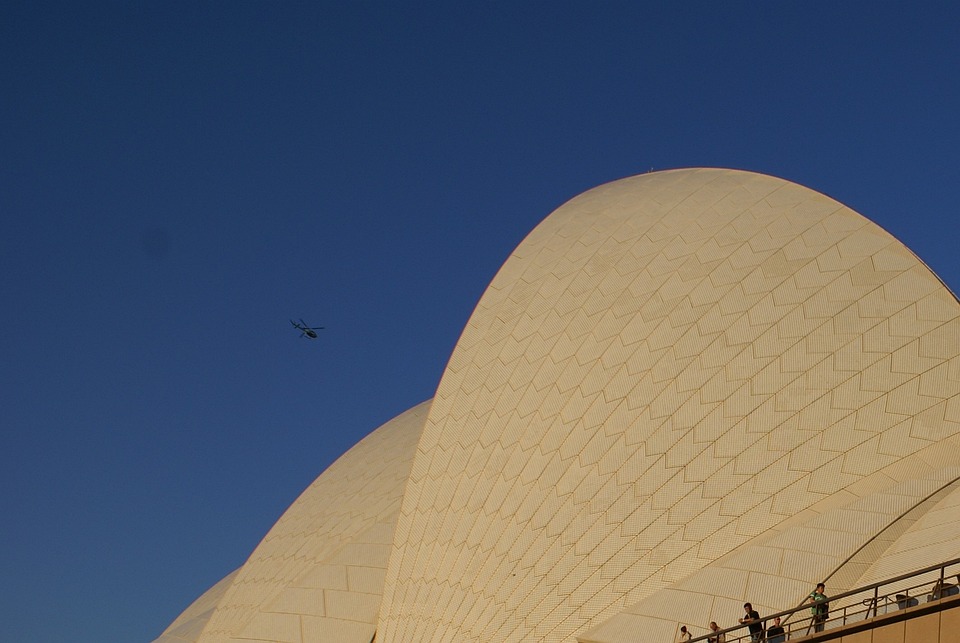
[378,169,960,642]
[159,169,960,643]
[193,400,429,643]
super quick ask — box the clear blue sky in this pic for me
[2,3,959,641]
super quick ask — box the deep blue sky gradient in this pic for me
[2,3,959,641]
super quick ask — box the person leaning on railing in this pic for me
[738,603,763,642]
[706,621,725,643]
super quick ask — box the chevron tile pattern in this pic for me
[376,169,960,642]
[157,169,960,643]
[580,447,960,642]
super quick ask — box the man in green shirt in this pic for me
[807,583,829,633]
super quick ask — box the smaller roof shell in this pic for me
[194,399,430,643]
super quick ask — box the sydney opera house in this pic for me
[155,169,960,643]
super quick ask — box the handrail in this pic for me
[683,555,960,643]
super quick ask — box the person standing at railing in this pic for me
[806,583,829,633]
[738,603,764,642]
[676,624,692,642]
[706,620,725,643]
[765,616,785,643]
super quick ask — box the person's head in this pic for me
[680,626,688,633]
[709,621,719,631]
[816,583,825,592]
[773,617,781,626]
[744,602,752,612]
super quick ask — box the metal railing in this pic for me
[680,556,960,643]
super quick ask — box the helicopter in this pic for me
[291,319,324,339]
